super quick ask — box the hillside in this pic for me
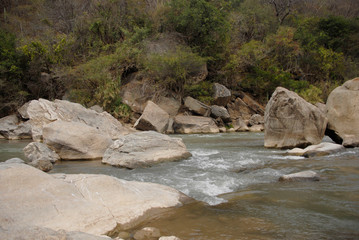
[1,0,359,119]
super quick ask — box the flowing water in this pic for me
[1,133,359,239]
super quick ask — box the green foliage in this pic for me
[184,81,214,105]
[298,84,323,104]
[166,0,230,60]
[145,46,207,94]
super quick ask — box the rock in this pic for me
[0,114,32,140]
[279,170,320,182]
[173,115,220,134]
[156,96,181,117]
[134,101,170,133]
[315,102,327,114]
[134,227,161,240]
[89,105,104,113]
[234,117,249,132]
[326,78,359,147]
[0,225,111,240]
[248,114,264,126]
[23,142,60,163]
[166,118,175,134]
[227,97,256,121]
[0,163,191,235]
[210,105,231,122]
[5,158,25,164]
[240,92,265,115]
[248,124,264,132]
[121,79,156,114]
[287,142,345,157]
[18,101,31,119]
[159,237,182,240]
[102,131,191,168]
[213,83,231,106]
[264,87,327,149]
[43,120,113,160]
[184,96,211,117]
[25,98,131,141]
[28,158,53,172]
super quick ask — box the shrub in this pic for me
[145,46,207,94]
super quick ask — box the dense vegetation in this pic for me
[1,0,358,118]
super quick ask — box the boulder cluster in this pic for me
[131,83,265,134]
[264,77,359,150]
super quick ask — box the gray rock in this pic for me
[248,114,264,126]
[279,170,320,182]
[0,163,191,235]
[0,115,32,140]
[156,96,181,117]
[43,120,113,160]
[134,101,170,133]
[134,227,161,240]
[326,78,359,147]
[89,105,104,113]
[287,142,345,157]
[102,131,191,168]
[5,158,25,164]
[18,101,31,119]
[264,87,327,149]
[213,83,231,106]
[28,158,53,172]
[173,115,219,134]
[210,105,231,122]
[184,96,211,117]
[25,98,132,141]
[234,117,249,132]
[23,142,60,163]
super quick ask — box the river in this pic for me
[1,132,359,239]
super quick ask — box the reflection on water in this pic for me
[1,133,359,239]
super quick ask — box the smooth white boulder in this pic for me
[0,163,191,236]
[287,142,344,157]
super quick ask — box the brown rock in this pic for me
[134,101,170,133]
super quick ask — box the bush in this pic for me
[145,46,207,94]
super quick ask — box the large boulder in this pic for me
[326,78,359,147]
[25,98,131,141]
[0,114,32,140]
[287,142,345,157]
[156,96,181,117]
[173,115,220,134]
[134,101,170,133]
[210,105,231,122]
[102,131,191,168]
[184,96,211,117]
[213,83,231,106]
[264,87,327,149]
[43,120,113,160]
[0,163,191,235]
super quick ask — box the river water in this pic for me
[1,133,359,239]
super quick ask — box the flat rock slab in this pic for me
[279,170,320,182]
[287,142,345,157]
[173,115,219,134]
[0,163,191,236]
[102,131,191,168]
